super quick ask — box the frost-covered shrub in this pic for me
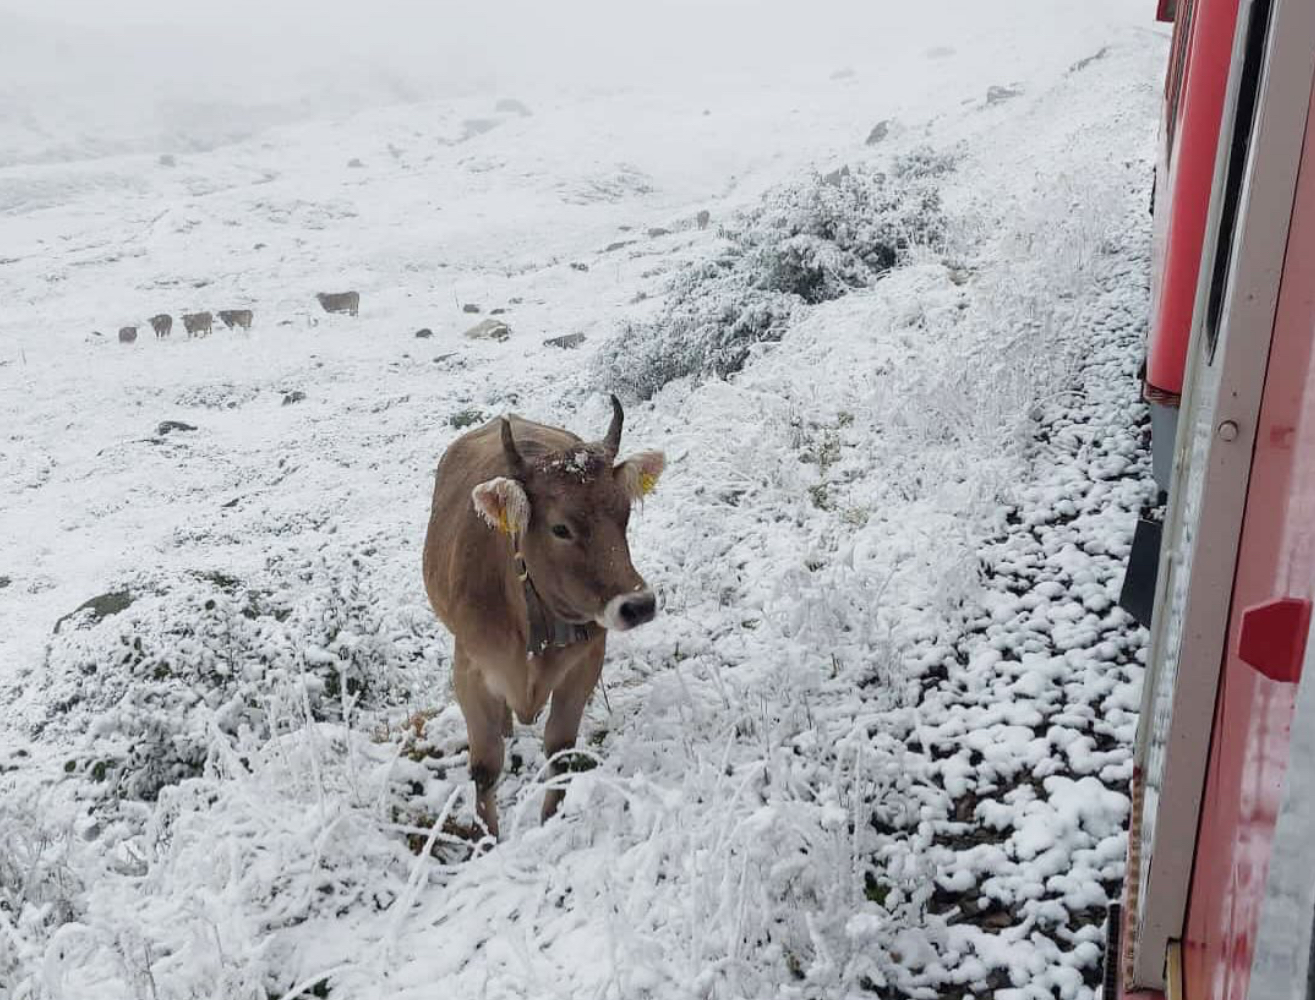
[0,796,83,985]
[597,149,953,399]
[1,726,440,1000]
[25,543,438,803]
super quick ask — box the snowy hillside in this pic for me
[0,4,1164,997]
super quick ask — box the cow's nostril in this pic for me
[619,592,657,627]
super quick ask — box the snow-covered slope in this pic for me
[0,5,1164,997]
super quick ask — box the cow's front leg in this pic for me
[453,644,507,838]
[541,637,606,823]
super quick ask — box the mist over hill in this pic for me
[0,0,1129,167]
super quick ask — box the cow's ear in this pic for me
[472,477,530,534]
[615,451,666,502]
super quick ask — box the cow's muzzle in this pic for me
[599,590,657,631]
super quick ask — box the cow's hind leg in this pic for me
[541,637,605,823]
[453,644,507,838]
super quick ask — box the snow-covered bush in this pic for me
[0,722,449,1000]
[24,542,439,805]
[0,794,84,986]
[596,149,953,399]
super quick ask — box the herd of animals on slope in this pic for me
[101,290,360,344]
[96,205,720,349]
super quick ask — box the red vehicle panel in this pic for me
[1182,78,1315,997]
[1146,0,1241,400]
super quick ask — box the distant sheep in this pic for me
[316,291,360,317]
[118,326,137,344]
[697,210,711,230]
[149,314,172,338]
[218,309,253,331]
[182,311,213,338]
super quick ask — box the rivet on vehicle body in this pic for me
[1218,420,1239,442]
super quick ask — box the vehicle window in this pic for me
[1204,0,1274,362]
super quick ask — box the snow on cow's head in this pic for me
[470,397,665,632]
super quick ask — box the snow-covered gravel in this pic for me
[877,228,1157,999]
[1,9,1164,998]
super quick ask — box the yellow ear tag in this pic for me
[639,472,658,496]
[497,510,512,534]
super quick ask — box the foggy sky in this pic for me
[1,0,1146,167]
[2,0,992,89]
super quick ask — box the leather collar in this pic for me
[513,541,596,657]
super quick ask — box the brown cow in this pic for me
[218,309,253,331]
[316,291,359,316]
[181,311,212,338]
[149,314,172,338]
[423,398,665,837]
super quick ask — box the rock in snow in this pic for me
[463,318,511,341]
[544,333,586,349]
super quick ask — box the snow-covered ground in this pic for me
[1,5,1164,997]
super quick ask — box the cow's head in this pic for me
[472,397,665,632]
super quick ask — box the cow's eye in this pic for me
[551,524,573,540]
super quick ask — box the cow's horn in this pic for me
[501,417,526,476]
[603,394,624,457]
